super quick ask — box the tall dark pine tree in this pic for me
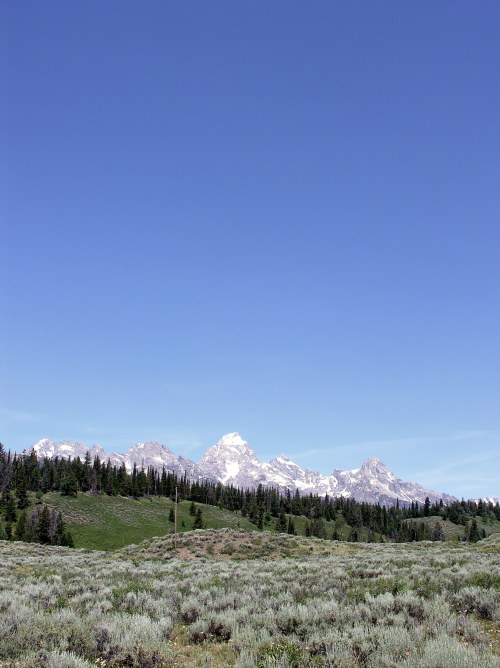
[16,471,29,510]
[0,443,7,491]
[431,521,445,541]
[15,510,28,541]
[60,471,78,497]
[36,505,51,544]
[4,491,17,523]
[193,508,204,529]
[275,510,287,533]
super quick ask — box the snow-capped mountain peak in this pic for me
[361,457,387,470]
[32,439,92,461]
[198,433,262,485]
[32,438,56,457]
[217,432,250,449]
[123,441,189,475]
[23,433,474,506]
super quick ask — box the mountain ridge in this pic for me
[26,432,492,506]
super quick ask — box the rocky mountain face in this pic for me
[28,432,460,506]
[473,497,500,505]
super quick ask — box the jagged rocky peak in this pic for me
[31,439,90,460]
[266,453,305,478]
[23,433,466,506]
[122,441,185,475]
[32,438,55,455]
[200,432,260,462]
[128,441,176,456]
[202,433,251,460]
[216,432,251,450]
[198,432,263,485]
[360,457,389,473]
[267,453,292,467]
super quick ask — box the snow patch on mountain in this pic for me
[24,432,471,506]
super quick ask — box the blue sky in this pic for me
[2,1,499,499]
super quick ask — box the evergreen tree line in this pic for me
[0,485,74,546]
[1,443,498,544]
[15,504,74,546]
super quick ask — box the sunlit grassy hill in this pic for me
[14,491,500,551]
[404,514,500,541]
[35,492,352,550]
[41,492,258,550]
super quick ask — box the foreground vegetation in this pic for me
[0,531,498,667]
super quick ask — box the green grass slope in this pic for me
[42,493,258,550]
[404,515,500,541]
[34,492,500,551]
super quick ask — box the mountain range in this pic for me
[24,432,481,506]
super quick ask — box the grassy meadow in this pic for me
[30,493,356,550]
[0,530,499,667]
[25,492,499,551]
[41,493,259,550]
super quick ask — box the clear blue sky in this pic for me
[2,1,499,499]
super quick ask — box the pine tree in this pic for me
[60,471,78,497]
[15,510,28,541]
[168,507,175,523]
[287,516,296,535]
[36,505,51,544]
[4,491,17,523]
[189,501,197,516]
[55,512,65,545]
[193,508,204,530]
[16,473,29,510]
[41,471,52,494]
[0,443,7,491]
[431,521,445,541]
[468,519,481,543]
[312,518,327,539]
[90,470,99,494]
[275,510,287,533]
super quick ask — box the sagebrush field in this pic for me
[0,530,499,667]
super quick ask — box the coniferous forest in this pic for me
[0,443,498,547]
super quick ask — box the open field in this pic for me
[0,531,498,667]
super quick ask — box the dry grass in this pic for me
[119,527,361,561]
